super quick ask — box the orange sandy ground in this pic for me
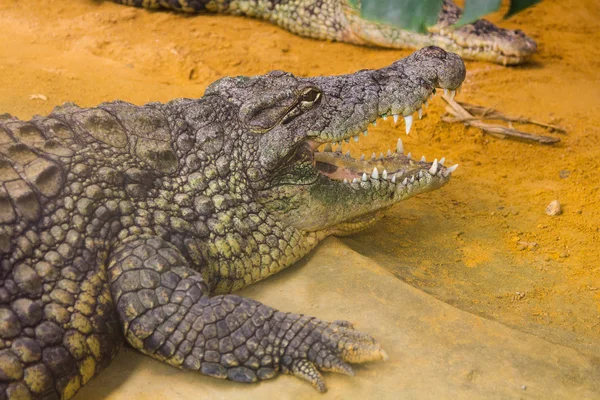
[0,0,598,357]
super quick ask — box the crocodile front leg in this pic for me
[108,235,387,392]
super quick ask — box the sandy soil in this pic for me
[0,0,598,369]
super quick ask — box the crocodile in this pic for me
[0,46,464,399]
[113,0,537,65]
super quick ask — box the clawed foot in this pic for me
[280,318,387,392]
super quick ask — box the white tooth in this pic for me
[391,174,396,183]
[387,149,392,157]
[379,153,384,160]
[419,170,424,178]
[424,100,429,108]
[393,114,399,124]
[352,178,358,183]
[371,121,376,127]
[324,143,332,152]
[371,152,376,160]
[353,135,359,142]
[362,172,368,182]
[407,152,412,160]
[343,178,348,184]
[402,178,408,185]
[345,150,351,158]
[410,176,415,183]
[382,170,388,180]
[396,138,404,153]
[363,130,368,136]
[404,115,413,134]
[444,88,449,97]
[371,167,379,179]
[449,90,456,100]
[429,158,439,175]
[335,145,342,152]
[447,164,459,173]
[360,154,365,161]
[418,108,423,120]
[439,157,445,165]
[382,114,388,121]
[420,155,426,162]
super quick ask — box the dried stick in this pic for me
[442,96,561,145]
[457,102,566,133]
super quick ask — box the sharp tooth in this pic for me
[393,114,399,125]
[402,178,408,185]
[449,90,456,100]
[387,149,392,157]
[407,152,412,160]
[404,115,413,134]
[371,152,376,161]
[352,178,358,183]
[360,154,365,161]
[446,164,459,173]
[420,155,426,162]
[371,121,377,127]
[419,170,424,178]
[363,130,368,136]
[429,158,438,175]
[444,88,449,97]
[391,174,396,183]
[362,172,368,182]
[371,167,379,179]
[410,176,415,183]
[382,170,388,180]
[379,153,384,160]
[439,157,445,165]
[335,145,342,152]
[345,150,351,158]
[324,143,332,152]
[382,114,388,121]
[418,108,423,120]
[424,100,429,108]
[343,178,348,183]
[353,135,359,142]
[396,138,404,153]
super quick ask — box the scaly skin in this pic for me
[113,0,537,65]
[0,46,465,399]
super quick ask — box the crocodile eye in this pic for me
[300,88,322,106]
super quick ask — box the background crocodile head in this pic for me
[340,0,537,65]
[205,46,465,236]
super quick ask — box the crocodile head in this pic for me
[206,46,465,235]
[340,0,537,65]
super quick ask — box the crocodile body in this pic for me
[114,0,537,65]
[0,46,465,399]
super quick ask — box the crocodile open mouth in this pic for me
[306,91,458,192]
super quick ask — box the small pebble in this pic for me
[545,200,562,216]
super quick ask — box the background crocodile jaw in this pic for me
[340,0,537,65]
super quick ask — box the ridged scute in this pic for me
[73,108,128,148]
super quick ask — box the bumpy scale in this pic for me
[0,46,465,399]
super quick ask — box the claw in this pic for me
[291,359,327,393]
